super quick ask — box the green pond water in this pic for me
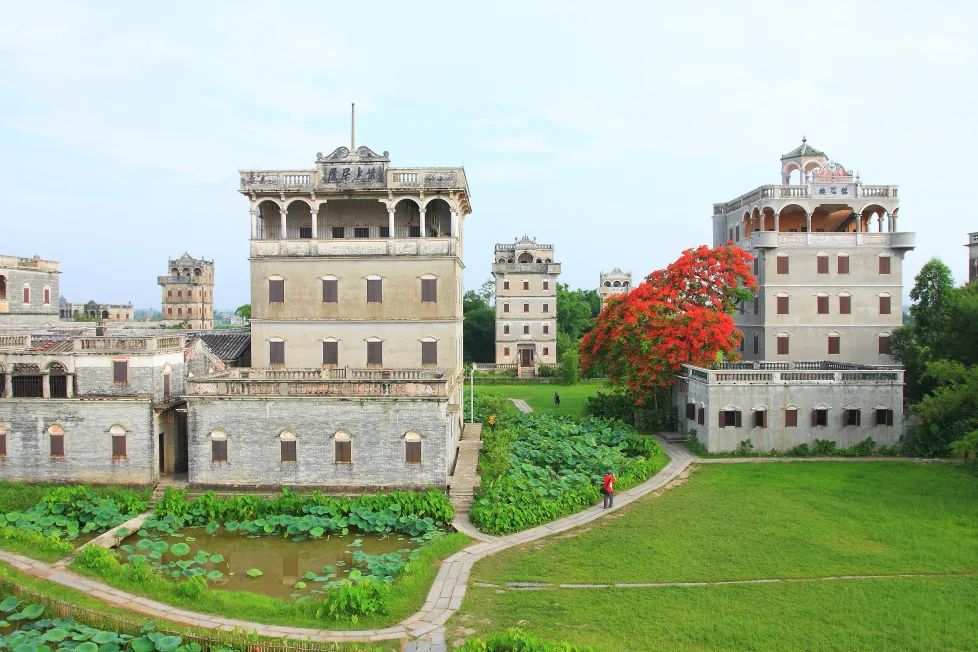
[118,527,419,600]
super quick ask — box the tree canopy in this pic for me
[463,280,496,363]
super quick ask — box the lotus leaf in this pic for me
[0,596,21,612]
[130,637,155,652]
[42,628,70,642]
[169,542,191,556]
[246,568,263,577]
[205,521,219,535]
[206,570,223,580]
[208,554,224,564]
[293,581,307,589]
[92,631,119,644]
[154,635,183,652]
[75,642,99,652]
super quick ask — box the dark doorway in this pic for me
[175,411,189,473]
[158,433,165,472]
[519,347,534,368]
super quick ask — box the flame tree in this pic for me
[581,245,757,405]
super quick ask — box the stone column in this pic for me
[450,210,458,237]
[279,209,287,240]
[65,375,73,399]
[249,209,257,239]
[419,208,427,238]
[2,373,11,398]
[774,211,780,233]
[805,212,811,233]
[388,210,396,237]
[41,373,50,399]
[311,210,318,239]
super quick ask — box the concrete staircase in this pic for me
[448,423,483,515]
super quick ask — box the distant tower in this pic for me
[598,268,632,308]
[968,232,978,283]
[159,254,214,329]
[492,236,560,374]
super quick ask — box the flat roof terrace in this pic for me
[187,367,452,398]
[680,361,903,385]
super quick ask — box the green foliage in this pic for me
[558,348,579,385]
[315,576,391,623]
[949,430,978,464]
[556,284,600,341]
[736,439,754,456]
[75,545,118,574]
[234,304,251,320]
[470,414,666,535]
[464,281,496,363]
[457,628,585,651]
[812,439,838,456]
[0,526,73,561]
[686,431,708,456]
[910,360,978,456]
[0,598,212,652]
[585,391,633,421]
[536,364,559,377]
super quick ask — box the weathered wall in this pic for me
[186,396,452,488]
[0,263,60,323]
[0,399,157,484]
[74,354,185,400]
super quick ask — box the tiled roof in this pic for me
[187,331,251,363]
[28,339,74,354]
[781,138,826,160]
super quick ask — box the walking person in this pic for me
[602,469,617,509]
[553,391,561,407]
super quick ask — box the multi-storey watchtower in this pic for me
[713,139,915,365]
[598,268,631,308]
[158,254,214,329]
[492,236,560,373]
[967,232,978,283]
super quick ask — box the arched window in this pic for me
[0,422,6,458]
[816,291,829,315]
[49,363,68,398]
[170,268,179,277]
[109,424,127,459]
[839,291,852,315]
[604,281,611,287]
[622,281,630,288]
[48,424,65,457]
[420,337,437,366]
[42,286,51,305]
[322,337,339,366]
[776,332,790,355]
[193,267,202,276]
[612,281,621,287]
[752,406,767,428]
[269,337,285,365]
[210,429,228,462]
[279,430,297,463]
[878,331,892,355]
[366,337,383,366]
[405,431,422,464]
[827,331,841,355]
[517,253,533,263]
[776,292,790,315]
[784,405,799,427]
[878,292,892,315]
[334,431,352,464]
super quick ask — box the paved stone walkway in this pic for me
[0,437,694,650]
[508,398,533,413]
[696,455,949,464]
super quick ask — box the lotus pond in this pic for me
[117,528,421,600]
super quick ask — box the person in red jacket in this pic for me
[601,470,617,509]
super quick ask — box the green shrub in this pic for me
[558,349,580,385]
[736,439,754,456]
[0,526,73,560]
[537,364,559,377]
[175,574,208,599]
[457,628,586,651]
[585,391,634,421]
[841,437,876,457]
[687,431,708,456]
[75,544,119,574]
[316,575,391,623]
[813,439,839,456]
[787,443,812,457]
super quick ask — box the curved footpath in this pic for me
[0,437,695,649]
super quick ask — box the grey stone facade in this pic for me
[0,399,158,484]
[0,255,60,327]
[186,396,451,488]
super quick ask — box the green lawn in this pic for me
[452,462,978,650]
[468,381,606,416]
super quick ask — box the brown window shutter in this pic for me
[50,435,64,457]
[697,407,704,425]
[838,256,849,274]
[879,257,891,274]
[421,341,437,365]
[323,279,338,303]
[840,295,851,314]
[828,335,840,355]
[887,409,894,426]
[113,361,128,384]
[777,296,789,314]
[785,409,797,427]
[281,440,297,462]
[811,409,818,427]
[367,279,382,303]
[777,336,789,355]
[269,279,284,302]
[734,411,742,428]
[269,341,285,365]
[523,303,529,313]
[503,325,510,334]
[421,278,437,302]
[777,256,789,274]
[817,295,828,314]
[718,411,726,428]
[817,256,828,274]
[112,435,127,459]
[212,440,227,462]
[879,296,891,314]
[843,409,849,426]
[878,336,890,355]
[0,434,6,456]
[406,441,422,464]
[523,281,529,290]
[367,341,382,366]
[323,341,338,365]
[336,440,352,463]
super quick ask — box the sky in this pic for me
[1,1,976,310]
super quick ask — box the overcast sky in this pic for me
[1,1,975,310]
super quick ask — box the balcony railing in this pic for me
[491,262,561,274]
[73,336,184,353]
[741,231,915,250]
[680,361,902,385]
[187,367,451,398]
[157,276,206,285]
[239,167,468,193]
[250,237,458,258]
[713,183,899,215]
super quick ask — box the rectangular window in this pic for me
[543,347,549,356]
[875,408,894,426]
[523,281,529,290]
[406,440,422,464]
[167,307,173,315]
[335,440,352,463]
[753,410,766,428]
[50,434,65,457]
[379,226,390,238]
[269,341,285,365]
[697,407,704,425]
[23,287,30,303]
[366,279,382,303]
[686,402,696,420]
[543,281,549,290]
[828,335,840,355]
[736,226,741,240]
[543,324,549,334]
[113,360,128,384]
[812,409,828,427]
[753,334,759,354]
[776,256,789,274]
[421,341,437,366]
[367,341,382,366]
[878,335,890,355]
[785,408,798,427]
[503,347,510,356]
[523,324,530,335]
[421,278,437,303]
[188,307,193,315]
[409,225,421,238]
[281,440,297,462]
[753,257,759,275]
[817,295,828,314]
[837,255,850,274]
[43,288,50,304]
[523,303,530,313]
[212,440,227,462]
[331,226,345,239]
[300,226,313,239]
[353,226,369,238]
[844,409,861,426]
[879,295,891,314]
[777,296,789,314]
[777,335,789,355]
[322,279,338,303]
[112,435,127,459]
[503,303,510,313]
[323,341,338,365]
[840,295,851,314]
[503,281,510,290]
[0,433,6,457]
[542,303,549,313]
[163,374,171,399]
[817,255,828,274]
[753,297,758,315]
[719,410,742,428]
[503,325,510,335]
[268,279,284,303]
[879,256,891,274]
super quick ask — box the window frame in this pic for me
[49,425,65,458]
[322,277,338,303]
[366,278,383,303]
[405,432,422,465]
[280,431,297,463]
[421,277,437,303]
[268,278,285,303]
[776,255,789,275]
[334,432,352,464]
[110,425,127,460]
[113,360,129,385]
[210,429,228,462]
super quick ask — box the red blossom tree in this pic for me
[580,245,757,405]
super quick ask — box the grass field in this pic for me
[451,462,978,650]
[468,381,606,416]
